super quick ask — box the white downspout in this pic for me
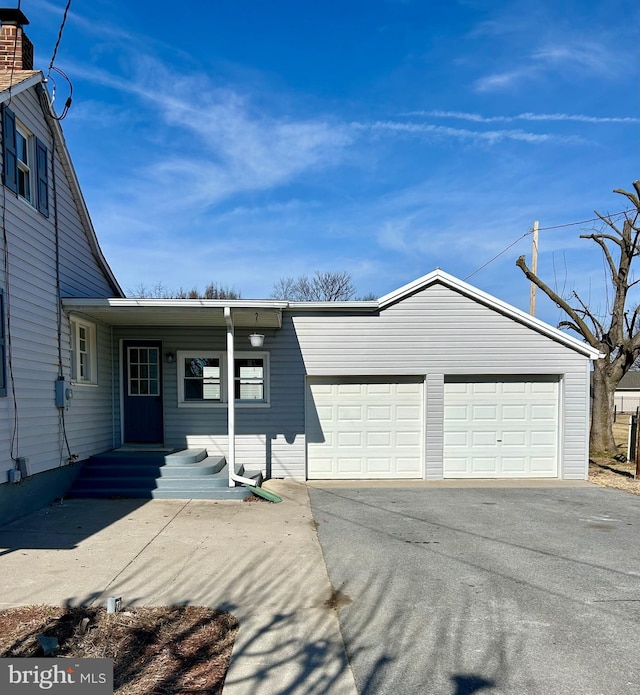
[224,307,258,488]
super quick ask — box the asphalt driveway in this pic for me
[308,483,640,695]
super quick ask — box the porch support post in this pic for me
[224,307,235,487]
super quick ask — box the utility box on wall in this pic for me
[55,377,72,408]
[16,457,32,477]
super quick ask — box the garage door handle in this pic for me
[497,439,502,442]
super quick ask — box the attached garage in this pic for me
[306,377,424,479]
[443,377,559,478]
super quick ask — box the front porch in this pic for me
[69,448,263,500]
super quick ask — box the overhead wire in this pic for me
[464,207,636,281]
[46,1,73,120]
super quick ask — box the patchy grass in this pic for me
[0,605,238,694]
[589,416,640,496]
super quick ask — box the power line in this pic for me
[538,208,632,231]
[465,231,532,280]
[47,0,72,74]
[464,207,636,281]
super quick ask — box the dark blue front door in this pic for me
[123,340,164,443]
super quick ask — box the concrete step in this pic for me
[164,448,208,465]
[79,456,226,479]
[69,453,262,501]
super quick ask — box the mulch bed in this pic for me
[0,605,238,694]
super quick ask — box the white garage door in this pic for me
[306,377,424,479]
[444,377,559,478]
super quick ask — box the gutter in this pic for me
[224,307,258,488]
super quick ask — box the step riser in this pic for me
[70,450,262,501]
[79,465,223,478]
[73,478,233,491]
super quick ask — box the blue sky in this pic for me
[25,0,640,325]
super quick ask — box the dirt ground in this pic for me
[589,416,640,496]
[0,605,238,694]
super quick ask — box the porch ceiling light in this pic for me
[249,312,265,348]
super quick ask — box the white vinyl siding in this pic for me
[293,282,591,480]
[0,88,117,483]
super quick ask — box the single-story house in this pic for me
[62,269,600,483]
[0,10,601,521]
[614,371,640,413]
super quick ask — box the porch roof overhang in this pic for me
[61,298,287,329]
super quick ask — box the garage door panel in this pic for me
[367,405,392,420]
[444,431,468,446]
[530,457,556,473]
[397,405,421,421]
[337,458,363,474]
[397,457,422,472]
[397,431,421,447]
[444,378,558,479]
[367,431,391,446]
[503,382,527,394]
[532,404,555,419]
[472,431,498,446]
[338,406,362,421]
[503,405,527,420]
[473,405,498,420]
[502,431,526,446]
[501,457,527,472]
[337,432,362,447]
[307,377,424,479]
[367,458,392,473]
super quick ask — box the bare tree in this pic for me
[129,282,241,299]
[516,181,640,454]
[271,271,356,301]
[128,281,173,298]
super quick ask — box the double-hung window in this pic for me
[177,351,269,407]
[2,106,49,216]
[71,318,97,385]
[234,354,268,403]
[178,352,223,405]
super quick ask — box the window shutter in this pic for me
[2,107,18,194]
[35,138,49,216]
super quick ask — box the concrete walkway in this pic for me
[0,481,358,695]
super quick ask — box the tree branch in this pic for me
[516,255,599,346]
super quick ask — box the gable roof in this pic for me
[378,269,603,360]
[616,371,640,390]
[0,71,124,297]
[0,70,41,93]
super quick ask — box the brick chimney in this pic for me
[0,8,33,72]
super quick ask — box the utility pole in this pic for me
[529,220,539,316]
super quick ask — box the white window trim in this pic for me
[70,317,98,385]
[16,121,33,205]
[177,351,226,408]
[176,350,270,408]
[234,351,270,408]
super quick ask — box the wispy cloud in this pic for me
[68,57,353,214]
[472,33,621,93]
[352,120,583,145]
[533,41,619,74]
[474,67,539,93]
[405,111,640,124]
